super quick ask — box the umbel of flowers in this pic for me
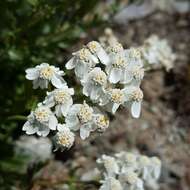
[97,151,162,190]
[23,35,174,151]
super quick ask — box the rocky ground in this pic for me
[29,11,190,190]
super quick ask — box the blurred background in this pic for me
[0,0,190,189]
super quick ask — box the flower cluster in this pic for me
[66,41,144,118]
[141,35,176,71]
[23,60,110,151]
[23,34,175,151]
[97,151,161,190]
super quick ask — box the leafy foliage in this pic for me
[0,0,102,189]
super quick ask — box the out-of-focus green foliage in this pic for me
[0,0,103,189]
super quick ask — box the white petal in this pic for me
[23,122,37,134]
[112,103,120,114]
[49,115,58,130]
[90,86,100,100]
[82,83,91,96]
[80,126,90,140]
[65,57,75,69]
[43,96,55,107]
[22,121,31,130]
[66,116,80,131]
[55,105,62,117]
[57,124,66,131]
[26,126,38,135]
[131,101,141,118]
[39,79,48,89]
[75,63,88,78]
[121,70,133,84]
[32,79,40,89]
[89,54,99,63]
[25,68,39,80]
[97,48,110,65]
[61,100,72,116]
[51,75,65,88]
[136,179,143,189]
[109,68,121,83]
[69,88,74,95]
[37,127,50,137]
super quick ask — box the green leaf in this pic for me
[27,0,39,6]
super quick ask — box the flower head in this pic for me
[66,48,98,79]
[54,124,75,151]
[100,177,123,190]
[26,63,66,89]
[142,35,175,71]
[97,155,119,177]
[87,41,109,65]
[65,102,96,140]
[94,114,109,132]
[43,86,74,117]
[115,152,137,172]
[102,88,126,114]
[107,42,124,54]
[124,86,143,118]
[23,105,58,137]
[82,67,107,101]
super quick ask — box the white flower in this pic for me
[106,48,143,84]
[138,155,152,181]
[66,48,98,78]
[106,52,128,84]
[87,41,110,65]
[43,86,74,117]
[124,86,143,118]
[25,63,66,89]
[150,157,162,180]
[107,42,124,54]
[119,171,144,190]
[94,114,109,132]
[22,105,58,137]
[115,152,137,173]
[82,67,107,101]
[100,177,123,190]
[53,124,75,151]
[102,88,126,114]
[15,136,52,162]
[142,35,175,71]
[97,155,119,177]
[65,101,96,140]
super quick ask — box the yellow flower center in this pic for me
[130,48,141,59]
[152,157,161,166]
[126,153,136,164]
[34,108,50,123]
[139,156,151,166]
[87,41,100,53]
[78,103,93,123]
[54,90,70,104]
[57,131,74,148]
[92,71,107,86]
[104,158,115,171]
[78,48,91,63]
[130,89,143,102]
[107,42,123,53]
[96,115,109,131]
[132,67,144,80]
[126,172,138,185]
[110,179,121,190]
[110,89,124,104]
[113,56,127,68]
[40,66,54,79]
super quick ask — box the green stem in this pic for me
[7,115,27,121]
